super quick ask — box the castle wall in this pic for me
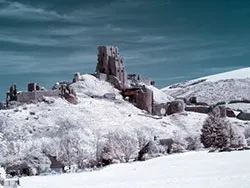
[96,72,108,81]
[136,87,153,114]
[153,103,169,116]
[35,90,61,99]
[166,100,185,115]
[139,79,153,86]
[108,56,126,86]
[185,106,210,114]
[17,92,36,103]
[17,90,61,103]
[108,75,122,90]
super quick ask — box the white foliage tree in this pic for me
[0,166,6,184]
[0,133,7,165]
[56,119,82,167]
[105,129,139,162]
[22,145,51,175]
[55,118,97,169]
[135,127,154,149]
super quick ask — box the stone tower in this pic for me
[96,46,126,89]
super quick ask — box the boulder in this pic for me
[103,93,116,100]
[64,93,78,105]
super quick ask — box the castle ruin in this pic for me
[4,46,155,114]
[6,82,77,106]
[95,46,154,114]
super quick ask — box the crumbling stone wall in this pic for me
[211,105,227,118]
[17,92,36,103]
[166,100,185,115]
[17,90,61,103]
[185,106,210,114]
[135,87,153,114]
[153,103,169,116]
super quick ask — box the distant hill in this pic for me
[162,68,250,106]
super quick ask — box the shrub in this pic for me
[135,128,154,149]
[244,127,250,146]
[185,136,201,151]
[171,143,186,153]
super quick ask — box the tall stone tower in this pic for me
[96,46,127,89]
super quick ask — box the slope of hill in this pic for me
[0,74,206,171]
[1,72,249,176]
[20,150,250,188]
[162,68,250,105]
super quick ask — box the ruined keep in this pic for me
[96,46,127,90]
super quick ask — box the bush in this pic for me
[185,136,201,151]
[105,130,138,162]
[201,113,246,149]
[171,143,186,153]
[135,128,154,149]
[244,127,250,146]
[171,131,187,153]
[228,124,247,148]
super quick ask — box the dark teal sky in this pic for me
[0,0,250,100]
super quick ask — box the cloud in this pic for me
[0,34,59,46]
[0,26,93,47]
[0,1,75,22]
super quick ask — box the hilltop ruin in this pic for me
[1,46,249,121]
[95,46,155,113]
[2,46,187,116]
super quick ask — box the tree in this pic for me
[56,119,83,167]
[0,166,6,184]
[105,129,138,162]
[201,113,246,149]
